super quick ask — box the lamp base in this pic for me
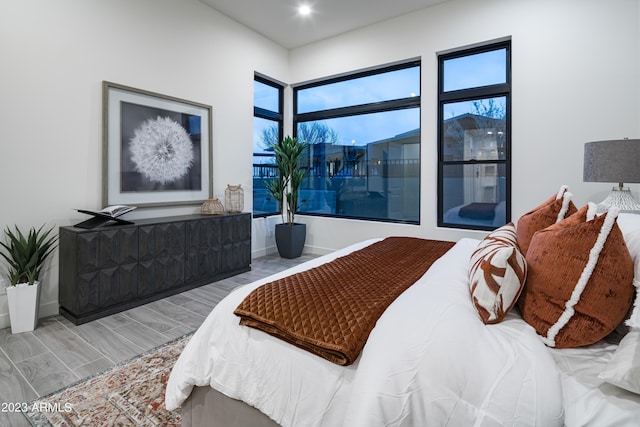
[596,187,640,213]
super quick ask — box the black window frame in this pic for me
[293,59,422,224]
[253,74,284,218]
[437,40,512,230]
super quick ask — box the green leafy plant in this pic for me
[264,136,308,225]
[0,225,58,285]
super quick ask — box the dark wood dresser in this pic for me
[58,213,251,324]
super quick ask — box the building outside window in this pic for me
[438,41,511,230]
[293,61,421,223]
[253,75,283,217]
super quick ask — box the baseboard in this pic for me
[253,244,334,260]
[39,300,65,321]
[0,312,8,330]
[302,244,334,256]
[0,300,59,331]
[252,245,278,259]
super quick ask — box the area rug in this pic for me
[23,334,191,427]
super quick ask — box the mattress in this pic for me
[166,238,564,426]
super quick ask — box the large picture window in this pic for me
[253,75,283,217]
[293,61,421,223]
[438,41,511,230]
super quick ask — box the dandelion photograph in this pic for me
[120,101,202,192]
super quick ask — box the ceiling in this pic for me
[200,0,450,49]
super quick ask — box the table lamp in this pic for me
[583,138,640,212]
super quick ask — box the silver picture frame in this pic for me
[103,81,213,207]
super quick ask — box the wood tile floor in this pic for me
[0,253,317,427]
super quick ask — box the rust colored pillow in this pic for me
[516,185,577,255]
[518,204,635,348]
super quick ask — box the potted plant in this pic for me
[0,225,58,333]
[265,136,308,258]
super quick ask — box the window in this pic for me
[293,61,421,223]
[438,41,511,230]
[253,75,283,217]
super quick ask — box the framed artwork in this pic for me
[103,81,213,207]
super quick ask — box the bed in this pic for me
[166,188,640,427]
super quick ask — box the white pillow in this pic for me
[469,223,527,324]
[616,213,640,237]
[616,214,640,329]
[599,330,640,394]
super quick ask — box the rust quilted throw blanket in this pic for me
[234,237,455,365]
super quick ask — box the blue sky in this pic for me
[254,48,506,152]
[443,48,506,92]
[296,67,420,113]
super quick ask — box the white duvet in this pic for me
[166,238,564,426]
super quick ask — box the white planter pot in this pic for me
[6,281,41,334]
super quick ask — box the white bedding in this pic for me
[166,238,564,426]
[549,341,640,426]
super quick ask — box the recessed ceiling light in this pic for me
[298,5,312,16]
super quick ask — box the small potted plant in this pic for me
[265,136,308,258]
[0,225,58,333]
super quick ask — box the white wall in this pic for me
[289,0,640,252]
[0,0,289,328]
[1,0,639,329]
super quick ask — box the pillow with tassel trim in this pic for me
[516,185,577,255]
[518,203,634,348]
